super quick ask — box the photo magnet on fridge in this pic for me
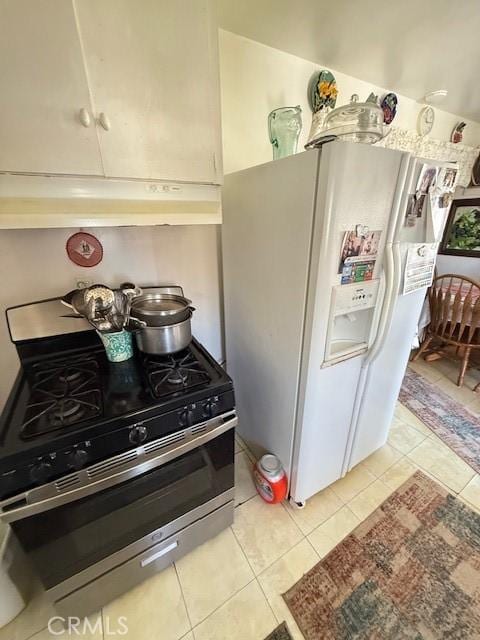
[405,194,417,227]
[437,166,458,192]
[338,228,382,283]
[414,194,426,218]
[416,166,438,195]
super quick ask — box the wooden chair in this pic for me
[413,274,480,388]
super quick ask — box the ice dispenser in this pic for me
[324,280,380,363]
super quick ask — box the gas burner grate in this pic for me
[145,350,211,398]
[20,354,102,439]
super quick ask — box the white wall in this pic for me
[436,254,479,279]
[219,30,480,174]
[0,225,223,407]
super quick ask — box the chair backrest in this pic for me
[429,274,480,345]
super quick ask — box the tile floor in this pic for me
[2,358,479,640]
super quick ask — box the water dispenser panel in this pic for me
[331,280,380,316]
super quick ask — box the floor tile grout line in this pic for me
[173,562,194,634]
[175,525,256,630]
[255,574,284,627]
[404,455,467,495]
[18,626,48,640]
[229,522,260,577]
[362,450,407,480]
[330,467,378,504]
[255,537,317,584]
[279,496,313,534]
[407,432,478,485]
[304,534,322,560]
[234,491,258,509]
[189,576,257,634]
[231,513,309,580]
[395,405,435,438]
[457,473,478,494]
[254,538,322,628]
[286,496,347,537]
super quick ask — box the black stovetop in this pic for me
[0,333,233,471]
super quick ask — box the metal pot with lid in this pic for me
[130,293,194,327]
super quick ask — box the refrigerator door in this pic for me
[347,157,457,469]
[291,142,411,502]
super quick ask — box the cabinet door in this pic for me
[75,0,222,184]
[0,0,103,175]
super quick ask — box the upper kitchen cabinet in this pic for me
[0,0,103,176]
[74,0,223,184]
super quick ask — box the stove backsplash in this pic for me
[0,225,223,409]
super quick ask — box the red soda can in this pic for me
[253,454,288,504]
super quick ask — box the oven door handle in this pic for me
[0,412,237,523]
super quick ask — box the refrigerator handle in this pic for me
[364,153,412,366]
[364,241,401,364]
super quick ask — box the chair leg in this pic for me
[412,335,433,361]
[457,346,472,387]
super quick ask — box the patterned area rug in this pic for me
[264,622,293,640]
[399,368,480,474]
[283,471,480,639]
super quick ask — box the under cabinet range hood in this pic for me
[0,174,221,229]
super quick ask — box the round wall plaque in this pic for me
[66,232,103,268]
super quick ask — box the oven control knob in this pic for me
[30,460,53,484]
[203,399,218,418]
[67,448,89,471]
[129,425,148,445]
[178,408,193,428]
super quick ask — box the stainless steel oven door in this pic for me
[11,418,235,596]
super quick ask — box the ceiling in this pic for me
[216,0,480,122]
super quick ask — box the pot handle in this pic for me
[125,318,147,332]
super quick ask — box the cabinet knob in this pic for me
[98,112,111,131]
[79,108,91,128]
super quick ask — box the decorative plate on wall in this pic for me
[66,232,103,267]
[417,106,435,137]
[451,121,466,144]
[308,70,338,113]
[380,93,398,124]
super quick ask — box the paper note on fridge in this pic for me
[403,243,437,295]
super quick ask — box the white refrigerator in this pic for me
[222,141,455,505]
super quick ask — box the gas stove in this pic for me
[0,290,235,513]
[0,288,237,620]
